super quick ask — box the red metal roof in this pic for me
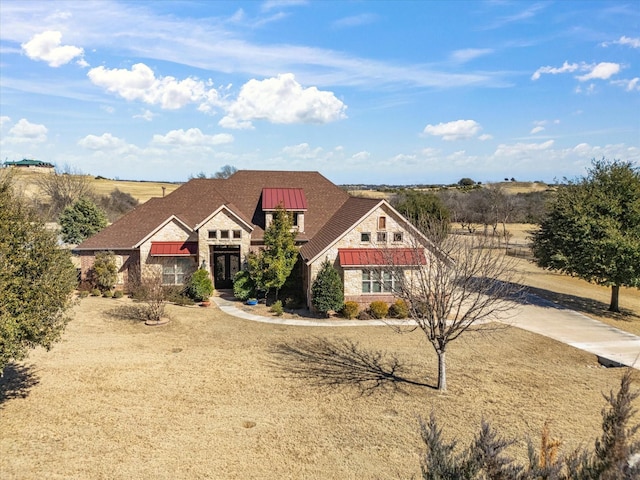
[262,188,308,211]
[150,241,198,256]
[338,248,427,267]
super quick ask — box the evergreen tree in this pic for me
[531,159,640,312]
[60,197,108,244]
[260,206,298,300]
[311,259,344,316]
[0,171,77,372]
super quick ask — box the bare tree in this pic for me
[36,165,94,219]
[388,220,523,391]
[213,164,237,179]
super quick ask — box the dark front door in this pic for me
[211,245,240,289]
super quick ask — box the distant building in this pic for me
[3,159,55,171]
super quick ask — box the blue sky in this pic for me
[1,0,638,185]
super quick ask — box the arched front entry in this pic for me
[210,245,240,289]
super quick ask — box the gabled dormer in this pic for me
[262,188,308,232]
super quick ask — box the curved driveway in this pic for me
[211,293,640,370]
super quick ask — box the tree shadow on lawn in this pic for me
[0,363,40,406]
[469,276,639,322]
[524,285,640,322]
[270,337,433,396]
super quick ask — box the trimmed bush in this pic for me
[357,310,373,321]
[341,301,359,319]
[78,290,89,298]
[233,270,255,301]
[92,251,117,292]
[113,290,124,299]
[389,299,409,319]
[369,301,389,319]
[90,288,101,296]
[270,300,284,316]
[185,268,214,302]
[102,290,113,298]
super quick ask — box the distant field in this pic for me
[10,169,181,203]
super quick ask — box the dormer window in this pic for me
[262,188,308,232]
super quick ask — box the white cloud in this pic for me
[450,48,493,63]
[576,62,621,81]
[88,63,222,111]
[611,77,640,92]
[21,31,84,67]
[333,13,378,29]
[478,134,493,141]
[220,74,347,129]
[530,126,545,134]
[351,151,370,161]
[422,119,482,141]
[133,109,155,121]
[575,83,597,95]
[261,0,307,12]
[531,61,579,80]
[7,118,48,143]
[602,36,640,48]
[494,140,554,157]
[151,128,233,146]
[0,116,11,128]
[78,133,127,150]
[282,142,324,159]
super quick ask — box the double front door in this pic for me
[211,245,240,289]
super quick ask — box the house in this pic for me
[3,159,55,170]
[75,170,434,308]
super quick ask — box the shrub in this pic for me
[233,270,255,301]
[369,301,389,319]
[92,251,117,292]
[90,288,101,296]
[341,301,359,319]
[283,296,304,309]
[185,268,214,302]
[311,259,344,316]
[389,299,409,319]
[113,290,124,299]
[357,310,373,320]
[270,300,284,316]
[78,290,89,298]
[102,290,113,298]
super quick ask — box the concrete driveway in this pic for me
[212,292,640,370]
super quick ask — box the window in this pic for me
[362,269,397,293]
[233,230,241,239]
[376,231,387,243]
[378,216,387,230]
[393,232,403,242]
[162,258,193,285]
[208,230,217,239]
[292,212,299,226]
[361,232,371,242]
[220,230,230,239]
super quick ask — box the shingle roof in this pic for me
[76,170,351,250]
[299,196,382,262]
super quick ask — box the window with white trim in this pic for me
[233,230,241,239]
[162,258,194,285]
[393,232,403,242]
[220,230,230,239]
[362,269,397,293]
[378,216,387,229]
[376,231,387,243]
[361,232,371,242]
[208,230,217,239]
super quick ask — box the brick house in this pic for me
[75,170,435,308]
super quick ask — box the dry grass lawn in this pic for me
[0,296,635,479]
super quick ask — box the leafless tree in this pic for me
[387,220,524,391]
[128,267,168,324]
[36,165,94,219]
